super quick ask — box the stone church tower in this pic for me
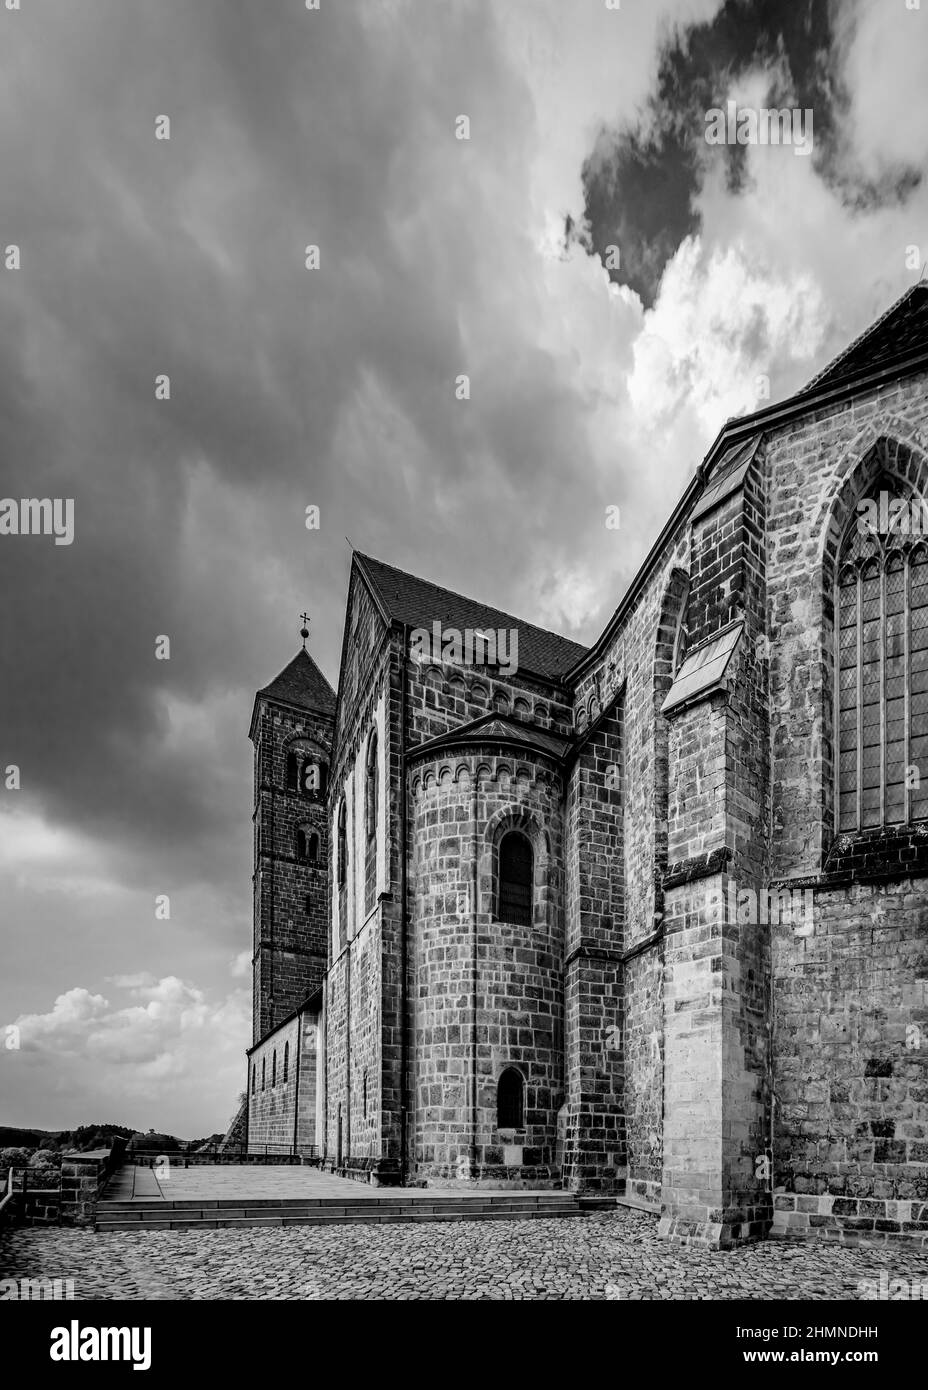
[244,284,928,1248]
[243,644,335,1151]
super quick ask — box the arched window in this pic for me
[337,801,347,887]
[365,733,378,914]
[497,830,533,926]
[251,1064,256,1095]
[286,749,327,797]
[272,1050,277,1087]
[283,1041,289,1083]
[362,1069,368,1120]
[497,1068,524,1129]
[261,1057,266,1091]
[297,828,319,864]
[365,734,378,842]
[836,479,928,831]
[303,760,326,797]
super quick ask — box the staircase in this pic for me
[96,1190,592,1232]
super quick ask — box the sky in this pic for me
[1,0,926,1137]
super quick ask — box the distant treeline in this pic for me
[0,1124,223,1153]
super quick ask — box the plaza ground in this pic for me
[4,1205,928,1300]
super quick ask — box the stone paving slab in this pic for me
[4,1208,928,1301]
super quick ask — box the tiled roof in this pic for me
[257,649,337,715]
[411,713,572,761]
[355,553,588,682]
[801,283,928,395]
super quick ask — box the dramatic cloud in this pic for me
[1,977,249,1138]
[577,0,923,308]
[1,0,925,1131]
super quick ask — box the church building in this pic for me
[242,285,928,1248]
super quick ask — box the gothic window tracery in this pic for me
[836,479,928,831]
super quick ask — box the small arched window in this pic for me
[261,1057,266,1091]
[297,828,319,864]
[303,761,326,797]
[272,1050,277,1087]
[497,1068,524,1129]
[283,1041,289,1083]
[287,749,327,797]
[497,830,533,926]
[251,1064,256,1095]
[337,801,347,887]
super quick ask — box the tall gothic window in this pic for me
[497,1068,524,1129]
[837,480,928,831]
[497,831,533,926]
[283,1041,289,1083]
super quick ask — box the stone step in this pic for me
[98,1206,576,1224]
[94,1194,584,1230]
[95,1206,584,1231]
[97,1195,577,1213]
[98,1201,577,1220]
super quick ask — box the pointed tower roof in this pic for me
[258,648,337,714]
[249,648,337,740]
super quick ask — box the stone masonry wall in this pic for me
[771,883,928,1243]
[248,1014,300,1150]
[253,700,333,1042]
[763,370,928,1240]
[409,751,564,1186]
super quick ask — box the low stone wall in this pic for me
[130,1152,313,1167]
[60,1138,127,1228]
[0,1172,62,1229]
[772,1192,928,1246]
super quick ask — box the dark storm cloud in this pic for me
[0,0,425,891]
[0,0,574,906]
[575,0,923,309]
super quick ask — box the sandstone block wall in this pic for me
[252,699,333,1041]
[409,751,564,1185]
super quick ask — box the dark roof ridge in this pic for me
[353,550,588,681]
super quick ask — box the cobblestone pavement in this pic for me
[3,1209,928,1300]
